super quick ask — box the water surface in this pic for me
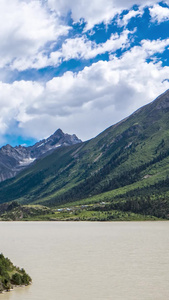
[0,221,169,300]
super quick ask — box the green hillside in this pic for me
[0,253,31,292]
[1,90,169,219]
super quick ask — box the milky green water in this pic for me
[0,222,169,300]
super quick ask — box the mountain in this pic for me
[0,129,81,182]
[1,90,169,219]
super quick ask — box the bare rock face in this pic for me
[0,129,82,182]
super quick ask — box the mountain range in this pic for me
[1,89,169,220]
[0,129,81,182]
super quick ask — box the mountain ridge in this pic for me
[0,129,81,182]
[1,90,169,219]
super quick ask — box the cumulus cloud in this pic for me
[117,8,143,26]
[2,0,169,72]
[1,0,169,144]
[1,37,169,142]
[11,29,131,70]
[150,4,169,23]
[0,0,70,69]
[47,0,167,30]
[61,30,130,60]
[0,80,44,138]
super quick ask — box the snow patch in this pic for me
[37,143,45,148]
[19,157,36,166]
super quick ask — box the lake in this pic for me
[0,221,169,300]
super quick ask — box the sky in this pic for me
[1,0,169,146]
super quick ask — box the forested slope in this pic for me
[1,90,169,218]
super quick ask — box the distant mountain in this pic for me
[0,129,81,182]
[1,90,169,219]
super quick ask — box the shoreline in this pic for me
[0,283,31,295]
[0,219,168,223]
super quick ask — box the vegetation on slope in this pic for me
[0,201,54,221]
[0,201,160,221]
[0,253,31,292]
[1,90,169,219]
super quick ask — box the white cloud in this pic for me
[150,4,169,23]
[1,0,169,144]
[0,80,43,137]
[1,37,169,142]
[1,0,168,72]
[61,30,130,60]
[140,38,169,55]
[117,8,143,26]
[11,29,131,70]
[0,0,70,69]
[47,0,164,30]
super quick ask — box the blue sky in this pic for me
[1,0,169,146]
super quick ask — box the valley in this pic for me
[1,90,169,220]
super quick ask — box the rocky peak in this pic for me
[29,129,82,158]
[53,128,64,136]
[0,129,82,182]
[1,144,12,152]
[45,128,80,145]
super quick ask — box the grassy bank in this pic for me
[0,202,160,221]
